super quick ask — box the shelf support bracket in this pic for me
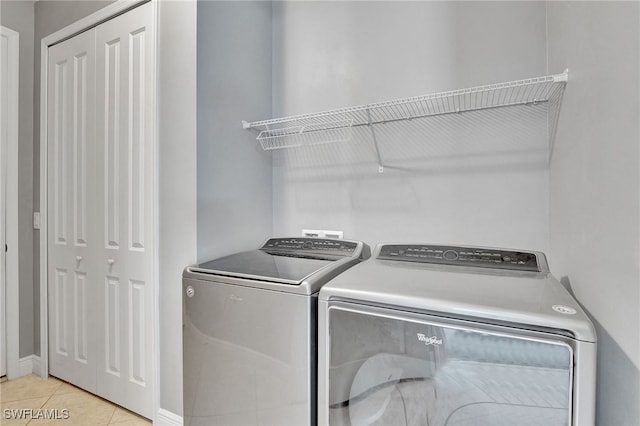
[553,69,569,83]
[367,108,384,173]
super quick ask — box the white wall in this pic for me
[1,0,36,359]
[272,1,550,252]
[197,1,273,263]
[547,2,640,425]
[157,0,198,417]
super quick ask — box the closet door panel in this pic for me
[95,1,155,418]
[47,28,98,392]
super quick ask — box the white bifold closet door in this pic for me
[47,2,154,418]
[47,27,98,394]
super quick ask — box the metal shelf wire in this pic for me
[242,70,568,171]
[255,118,354,150]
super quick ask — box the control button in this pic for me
[443,250,458,261]
[186,286,195,298]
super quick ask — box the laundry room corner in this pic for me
[547,2,640,425]
[196,0,273,263]
[1,1,639,425]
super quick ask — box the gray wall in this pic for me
[271,1,550,252]
[547,2,640,425]
[197,1,273,263]
[1,0,36,359]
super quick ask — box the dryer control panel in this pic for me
[377,244,540,272]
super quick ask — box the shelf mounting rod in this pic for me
[367,108,384,173]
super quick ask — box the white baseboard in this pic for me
[18,355,41,377]
[156,409,183,426]
[32,356,41,376]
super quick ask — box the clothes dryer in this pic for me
[318,243,596,426]
[183,237,369,426]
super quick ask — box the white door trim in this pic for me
[1,24,20,380]
[39,0,158,420]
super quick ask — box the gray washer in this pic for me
[183,237,369,426]
[318,243,596,426]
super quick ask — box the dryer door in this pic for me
[325,302,574,426]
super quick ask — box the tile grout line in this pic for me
[24,376,61,426]
[53,377,118,425]
[60,377,118,426]
[4,375,148,425]
[106,404,117,425]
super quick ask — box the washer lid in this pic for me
[192,237,363,285]
[195,249,336,285]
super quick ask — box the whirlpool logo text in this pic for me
[417,333,443,346]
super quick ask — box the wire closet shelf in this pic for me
[242,70,568,171]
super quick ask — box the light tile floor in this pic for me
[0,375,151,426]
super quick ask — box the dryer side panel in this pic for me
[183,277,314,426]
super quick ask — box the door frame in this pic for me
[1,24,20,380]
[38,0,159,419]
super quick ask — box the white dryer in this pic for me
[318,244,596,426]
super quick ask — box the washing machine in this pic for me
[183,237,369,426]
[318,243,596,426]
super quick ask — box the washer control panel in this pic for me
[377,244,540,272]
[262,237,358,256]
